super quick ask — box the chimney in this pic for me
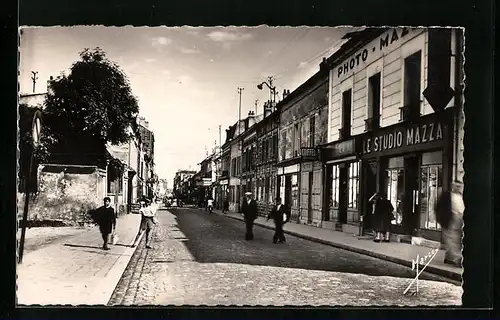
[283,89,291,99]
[247,110,256,128]
[320,57,328,70]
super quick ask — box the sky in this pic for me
[19,26,357,187]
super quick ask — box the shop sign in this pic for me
[321,138,356,160]
[283,164,300,175]
[335,28,422,81]
[220,179,229,185]
[362,120,444,155]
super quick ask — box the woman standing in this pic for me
[370,192,394,242]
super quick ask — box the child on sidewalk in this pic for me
[95,197,116,250]
[132,198,156,249]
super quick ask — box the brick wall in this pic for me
[27,165,101,226]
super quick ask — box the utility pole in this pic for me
[267,76,274,103]
[31,71,38,93]
[218,125,222,153]
[237,87,244,135]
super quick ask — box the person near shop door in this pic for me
[435,182,464,267]
[242,192,258,240]
[370,192,395,242]
[267,197,290,244]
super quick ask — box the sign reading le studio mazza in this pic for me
[362,121,444,155]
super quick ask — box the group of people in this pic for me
[367,182,464,267]
[93,196,159,250]
[241,191,291,244]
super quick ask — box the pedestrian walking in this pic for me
[132,198,157,249]
[222,198,229,214]
[435,182,464,267]
[369,192,395,243]
[267,197,290,243]
[242,191,258,240]
[95,197,116,250]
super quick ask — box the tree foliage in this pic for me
[43,47,139,162]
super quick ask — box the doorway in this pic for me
[284,175,292,208]
[307,172,313,223]
[338,164,348,224]
[363,161,377,230]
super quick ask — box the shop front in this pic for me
[359,110,453,242]
[319,137,362,232]
[218,179,229,209]
[276,163,300,222]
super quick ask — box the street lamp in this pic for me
[257,76,277,104]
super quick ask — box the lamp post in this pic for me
[18,110,42,264]
[257,76,277,104]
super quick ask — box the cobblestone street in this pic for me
[108,208,462,306]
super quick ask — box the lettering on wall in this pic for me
[336,27,419,81]
[362,121,444,154]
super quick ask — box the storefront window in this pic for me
[348,162,359,209]
[329,165,340,209]
[291,174,299,208]
[386,168,405,225]
[420,165,443,230]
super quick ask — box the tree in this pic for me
[43,47,139,166]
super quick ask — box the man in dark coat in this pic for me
[242,192,258,240]
[267,197,290,243]
[96,197,116,250]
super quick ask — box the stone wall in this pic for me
[27,165,101,226]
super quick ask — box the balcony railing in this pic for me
[399,104,421,122]
[300,147,319,161]
[364,115,380,132]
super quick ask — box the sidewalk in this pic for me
[213,209,462,282]
[17,213,144,305]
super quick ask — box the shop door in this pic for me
[285,175,292,209]
[307,172,313,223]
[338,165,348,224]
[300,172,310,222]
[363,161,377,230]
[403,156,420,235]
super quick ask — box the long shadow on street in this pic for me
[167,208,458,285]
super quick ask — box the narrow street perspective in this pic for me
[108,207,461,306]
[18,25,466,307]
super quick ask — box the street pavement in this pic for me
[108,207,462,306]
[17,213,143,305]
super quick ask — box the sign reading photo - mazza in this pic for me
[362,118,446,157]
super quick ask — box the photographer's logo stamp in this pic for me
[403,248,439,295]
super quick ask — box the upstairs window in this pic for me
[309,115,316,147]
[367,72,381,129]
[341,89,352,138]
[403,51,422,116]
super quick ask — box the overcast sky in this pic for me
[19,26,356,187]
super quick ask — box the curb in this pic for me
[222,212,462,283]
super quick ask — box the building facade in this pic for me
[322,27,464,243]
[277,68,329,225]
[254,102,279,217]
[215,128,232,209]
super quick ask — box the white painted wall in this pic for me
[328,28,435,143]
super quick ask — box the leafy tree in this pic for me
[43,47,139,166]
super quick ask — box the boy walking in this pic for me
[96,197,116,250]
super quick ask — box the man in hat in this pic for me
[242,191,258,240]
[267,197,290,243]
